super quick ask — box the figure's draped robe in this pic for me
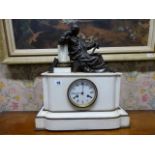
[66,35,105,70]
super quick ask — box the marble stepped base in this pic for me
[35,107,130,130]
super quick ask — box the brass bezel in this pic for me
[67,79,98,108]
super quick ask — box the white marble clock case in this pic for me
[35,71,130,130]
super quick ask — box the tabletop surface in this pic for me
[0,111,155,135]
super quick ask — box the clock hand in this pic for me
[81,82,84,95]
[87,94,92,99]
[73,95,79,99]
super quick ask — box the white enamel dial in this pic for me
[67,79,98,108]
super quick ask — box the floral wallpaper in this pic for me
[0,61,155,111]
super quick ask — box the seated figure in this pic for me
[58,24,111,72]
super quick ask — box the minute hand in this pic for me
[81,84,84,95]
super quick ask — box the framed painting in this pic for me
[0,19,155,64]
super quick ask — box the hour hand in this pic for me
[87,95,92,99]
[73,95,79,99]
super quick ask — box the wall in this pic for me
[0,61,155,112]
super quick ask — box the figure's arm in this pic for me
[58,31,71,45]
[86,42,99,50]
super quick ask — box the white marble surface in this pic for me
[42,71,122,76]
[36,107,130,130]
[36,71,130,130]
[53,67,71,73]
[58,45,70,63]
[42,72,121,111]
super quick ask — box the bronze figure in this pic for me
[58,24,112,72]
[49,24,113,73]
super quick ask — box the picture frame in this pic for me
[0,19,155,64]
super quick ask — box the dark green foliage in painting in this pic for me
[12,19,150,49]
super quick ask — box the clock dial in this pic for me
[67,79,98,108]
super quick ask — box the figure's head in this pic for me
[70,24,80,36]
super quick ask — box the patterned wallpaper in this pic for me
[0,61,155,111]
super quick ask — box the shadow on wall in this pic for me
[108,61,155,73]
[1,64,49,80]
[2,60,155,80]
